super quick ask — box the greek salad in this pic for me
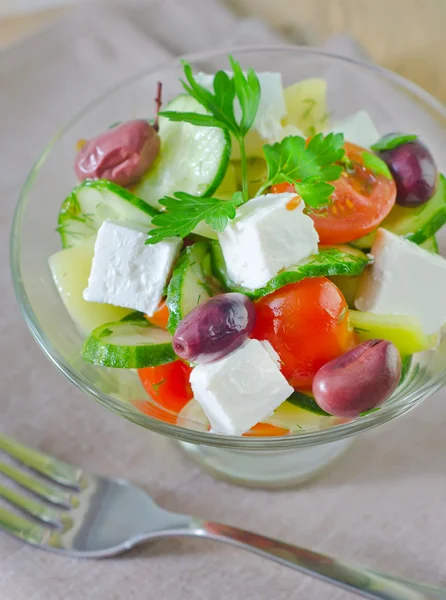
[49,56,446,436]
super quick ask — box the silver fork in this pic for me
[0,434,445,600]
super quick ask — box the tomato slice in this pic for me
[145,301,169,329]
[252,277,358,390]
[310,142,396,244]
[243,423,289,437]
[138,360,193,413]
[272,142,397,244]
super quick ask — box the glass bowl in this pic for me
[11,46,446,488]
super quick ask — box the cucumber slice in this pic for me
[82,317,176,368]
[265,400,338,432]
[349,310,438,355]
[48,236,131,333]
[166,241,219,334]
[329,274,362,308]
[134,95,231,210]
[211,242,371,299]
[120,311,146,322]
[57,180,157,249]
[420,235,439,253]
[214,162,238,199]
[352,174,446,250]
[400,355,413,384]
[286,391,330,416]
[283,78,329,135]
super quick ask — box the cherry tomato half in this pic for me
[252,277,358,390]
[138,360,193,413]
[243,423,289,437]
[145,301,169,329]
[272,142,397,244]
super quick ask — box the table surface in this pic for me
[1,3,446,600]
[1,0,446,102]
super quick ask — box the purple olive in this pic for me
[74,119,160,187]
[376,135,437,207]
[312,339,402,418]
[173,293,256,364]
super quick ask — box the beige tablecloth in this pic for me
[1,1,446,598]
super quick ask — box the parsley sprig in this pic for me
[147,57,347,245]
[146,192,243,245]
[159,56,260,203]
[257,132,345,207]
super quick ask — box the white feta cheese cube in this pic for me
[330,110,380,149]
[355,228,446,335]
[195,71,286,141]
[190,339,293,436]
[218,192,319,289]
[83,221,181,317]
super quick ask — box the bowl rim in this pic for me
[10,43,446,449]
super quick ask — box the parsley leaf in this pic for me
[182,61,239,133]
[158,111,224,129]
[158,56,260,202]
[160,62,237,133]
[213,70,237,126]
[294,179,337,208]
[146,192,244,245]
[229,56,261,136]
[258,132,345,206]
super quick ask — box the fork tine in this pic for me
[0,507,62,549]
[0,462,76,509]
[0,434,84,488]
[0,483,64,527]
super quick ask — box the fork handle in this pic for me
[189,521,446,600]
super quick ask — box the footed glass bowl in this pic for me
[11,46,446,488]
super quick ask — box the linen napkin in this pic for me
[1,2,446,600]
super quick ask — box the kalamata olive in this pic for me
[74,119,160,187]
[312,339,401,418]
[376,135,437,207]
[173,293,256,364]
